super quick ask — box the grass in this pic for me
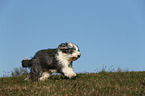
[0,71,145,96]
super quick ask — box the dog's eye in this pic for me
[61,49,74,54]
[61,49,69,53]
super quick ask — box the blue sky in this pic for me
[0,0,145,76]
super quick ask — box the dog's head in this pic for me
[58,42,81,61]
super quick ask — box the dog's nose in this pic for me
[77,55,81,58]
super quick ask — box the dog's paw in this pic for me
[24,75,30,81]
[62,67,77,79]
[65,73,77,79]
[38,77,48,81]
[38,72,50,81]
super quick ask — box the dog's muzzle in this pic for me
[71,55,81,61]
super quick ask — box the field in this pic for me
[0,72,145,96]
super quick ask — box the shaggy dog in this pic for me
[22,42,81,81]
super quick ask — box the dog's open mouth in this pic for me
[71,57,78,61]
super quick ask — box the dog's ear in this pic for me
[58,42,69,49]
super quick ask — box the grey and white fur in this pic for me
[22,42,81,81]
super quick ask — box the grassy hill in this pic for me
[0,72,145,96]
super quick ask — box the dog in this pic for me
[22,42,81,81]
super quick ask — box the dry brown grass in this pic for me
[0,72,145,96]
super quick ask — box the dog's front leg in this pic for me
[62,67,76,79]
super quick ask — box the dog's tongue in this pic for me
[71,57,78,61]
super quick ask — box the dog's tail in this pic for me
[22,58,31,68]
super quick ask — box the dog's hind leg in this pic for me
[38,72,51,81]
[29,59,42,81]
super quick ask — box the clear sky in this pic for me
[0,0,145,76]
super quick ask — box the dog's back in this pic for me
[33,49,59,69]
[22,49,58,68]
